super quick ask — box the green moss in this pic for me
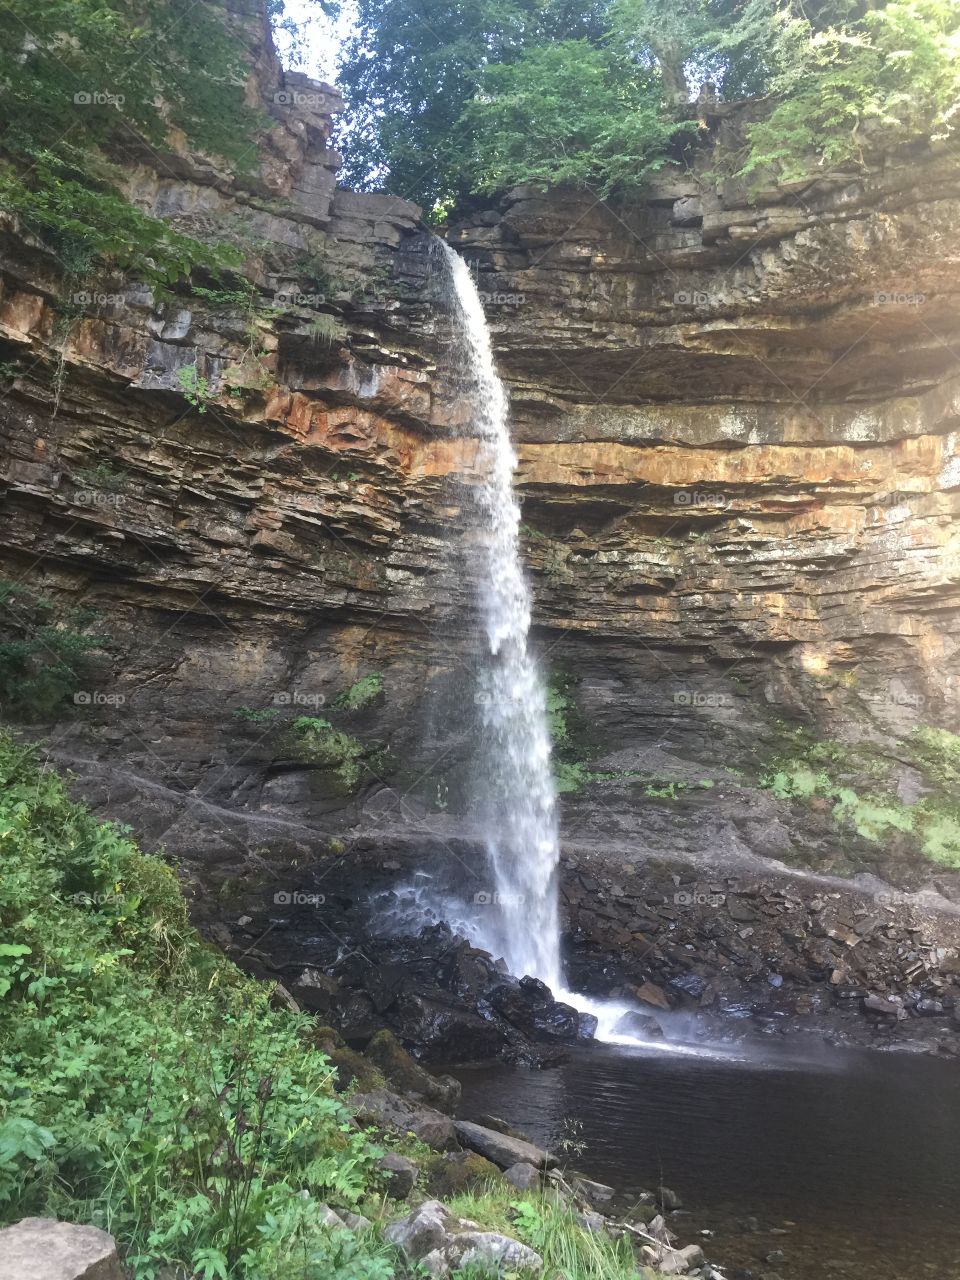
[336,673,384,712]
[289,716,366,790]
[759,725,960,869]
[426,1152,504,1198]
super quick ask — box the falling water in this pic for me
[440,241,562,991]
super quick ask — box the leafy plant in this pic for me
[177,362,213,413]
[336,674,384,712]
[0,734,392,1278]
[289,716,367,790]
[0,581,106,720]
[233,705,281,725]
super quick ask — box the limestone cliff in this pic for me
[1,12,958,960]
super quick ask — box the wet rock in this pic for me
[613,1010,664,1039]
[863,994,905,1018]
[454,1120,556,1170]
[291,967,339,1013]
[503,1161,541,1191]
[0,1217,123,1280]
[628,980,672,1011]
[728,898,759,924]
[352,1089,458,1150]
[384,1199,543,1278]
[659,1186,683,1210]
[378,1152,419,1199]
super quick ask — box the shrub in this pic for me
[289,716,366,790]
[0,581,106,720]
[0,734,391,1279]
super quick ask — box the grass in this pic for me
[445,1181,642,1280]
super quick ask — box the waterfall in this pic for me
[440,241,562,991]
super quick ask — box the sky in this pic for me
[273,0,356,84]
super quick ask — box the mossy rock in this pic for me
[426,1151,505,1198]
[364,1029,462,1113]
[310,1024,386,1093]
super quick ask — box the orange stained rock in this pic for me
[263,390,485,478]
[515,434,946,490]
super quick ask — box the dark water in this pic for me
[452,1040,960,1278]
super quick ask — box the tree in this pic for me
[0,0,269,285]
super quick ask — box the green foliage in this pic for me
[0,734,392,1279]
[0,0,267,285]
[290,717,366,790]
[760,726,960,867]
[176,363,213,414]
[0,581,105,720]
[233,705,281,725]
[336,673,384,712]
[340,0,960,208]
[464,41,692,196]
[446,1182,640,1280]
[741,0,960,182]
[308,314,347,345]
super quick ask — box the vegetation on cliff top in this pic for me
[339,0,960,210]
[0,0,272,286]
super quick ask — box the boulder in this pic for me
[352,1089,458,1150]
[570,1174,616,1205]
[454,1119,556,1170]
[427,1151,503,1197]
[0,1217,123,1280]
[363,1029,461,1112]
[384,1199,543,1278]
[612,1010,664,1039]
[629,980,672,1011]
[378,1151,419,1199]
[503,1161,541,1191]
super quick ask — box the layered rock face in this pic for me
[1,12,959,999]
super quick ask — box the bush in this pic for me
[0,734,392,1279]
[0,581,106,720]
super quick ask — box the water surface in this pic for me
[453,1040,960,1278]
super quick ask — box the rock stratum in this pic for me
[1,1,959,1043]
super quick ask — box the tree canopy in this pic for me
[336,0,960,212]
